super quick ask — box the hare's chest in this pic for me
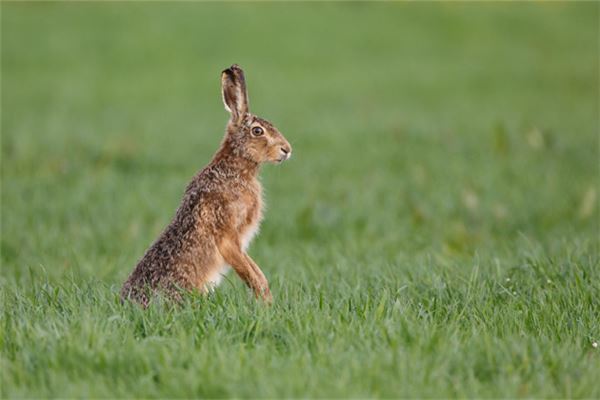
[233,183,263,250]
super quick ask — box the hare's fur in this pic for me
[121,65,291,306]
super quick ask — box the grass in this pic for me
[1,2,599,398]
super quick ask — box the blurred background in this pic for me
[2,2,598,284]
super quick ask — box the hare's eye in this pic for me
[251,126,264,136]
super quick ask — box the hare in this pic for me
[121,65,291,306]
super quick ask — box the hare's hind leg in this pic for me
[205,262,231,288]
[187,243,230,293]
[196,250,231,293]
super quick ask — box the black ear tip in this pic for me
[223,64,243,75]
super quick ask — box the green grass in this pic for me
[1,2,599,398]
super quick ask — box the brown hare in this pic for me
[121,65,292,306]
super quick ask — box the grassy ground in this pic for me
[1,2,599,398]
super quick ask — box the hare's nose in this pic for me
[279,145,292,160]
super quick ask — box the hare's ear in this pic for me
[221,64,249,122]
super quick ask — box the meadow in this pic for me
[1,2,599,398]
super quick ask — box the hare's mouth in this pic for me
[276,152,291,163]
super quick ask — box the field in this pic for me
[1,2,599,398]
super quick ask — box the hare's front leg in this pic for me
[218,234,272,302]
[243,253,271,300]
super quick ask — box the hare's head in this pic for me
[221,65,292,164]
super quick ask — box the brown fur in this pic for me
[121,65,291,306]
